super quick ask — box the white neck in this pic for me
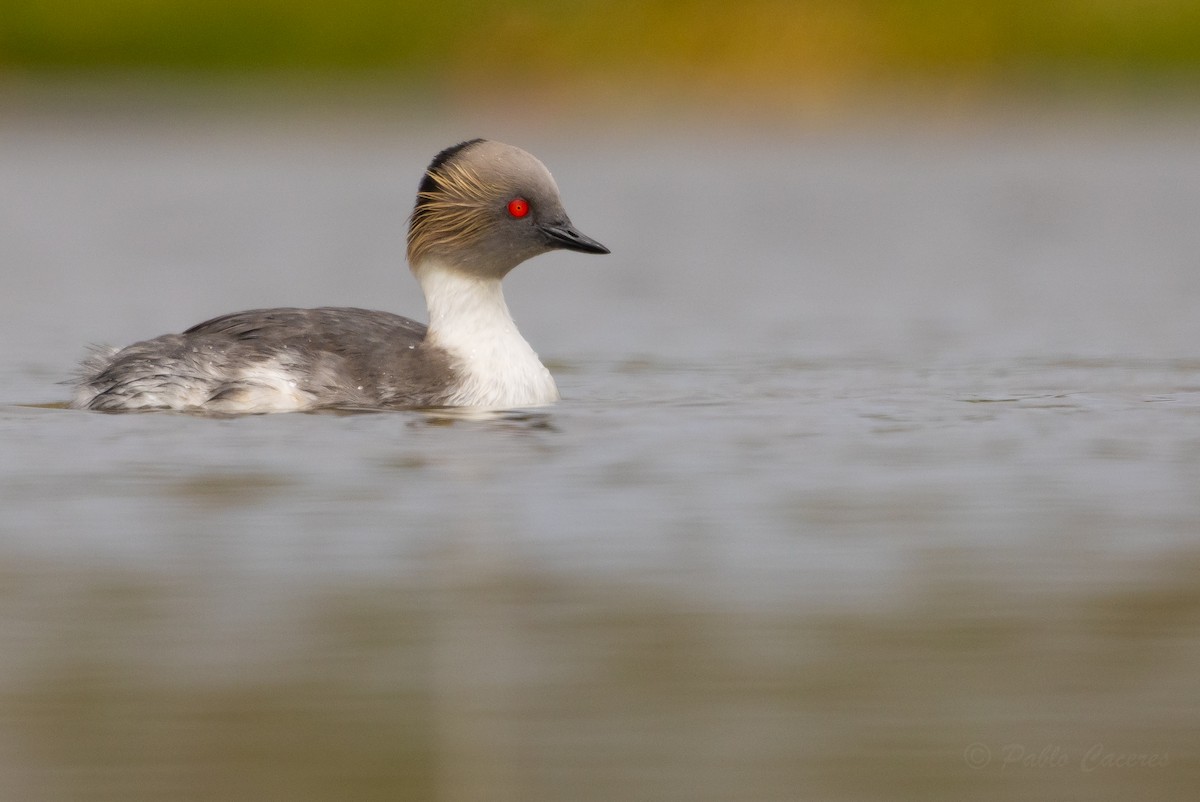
[416,261,559,408]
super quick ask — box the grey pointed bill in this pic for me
[540,221,610,255]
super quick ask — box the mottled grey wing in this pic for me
[181,306,447,408]
[184,306,428,346]
[75,306,442,411]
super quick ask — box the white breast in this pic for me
[418,264,560,409]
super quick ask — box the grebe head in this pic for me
[407,139,609,279]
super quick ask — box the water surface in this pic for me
[1,94,1198,800]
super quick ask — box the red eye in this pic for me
[507,198,530,218]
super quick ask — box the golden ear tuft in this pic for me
[407,163,505,264]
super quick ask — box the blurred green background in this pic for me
[2,0,1199,106]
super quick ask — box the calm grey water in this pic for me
[2,90,1199,800]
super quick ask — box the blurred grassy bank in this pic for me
[2,0,1199,102]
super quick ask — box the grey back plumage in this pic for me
[79,308,455,412]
